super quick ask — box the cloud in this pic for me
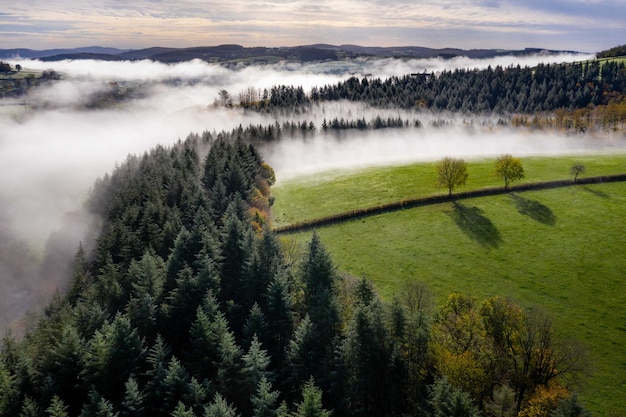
[1,0,625,51]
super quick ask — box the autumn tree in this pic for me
[436,157,469,196]
[481,298,588,413]
[431,292,492,403]
[495,154,525,190]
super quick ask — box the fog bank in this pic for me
[263,126,626,182]
[0,52,615,334]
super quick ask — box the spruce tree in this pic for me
[46,395,69,417]
[293,378,331,417]
[251,377,280,417]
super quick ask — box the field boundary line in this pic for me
[273,173,626,234]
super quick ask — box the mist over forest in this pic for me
[0,48,625,416]
[1,51,624,334]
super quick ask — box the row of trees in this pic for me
[437,155,590,196]
[0,134,590,417]
[437,154,526,195]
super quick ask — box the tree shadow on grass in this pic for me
[581,185,610,199]
[448,202,503,248]
[510,194,556,226]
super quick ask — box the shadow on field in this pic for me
[448,202,503,248]
[510,194,556,226]
[581,185,610,199]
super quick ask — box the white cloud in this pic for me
[1,0,625,50]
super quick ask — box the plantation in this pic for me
[273,154,626,415]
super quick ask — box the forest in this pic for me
[239,60,626,122]
[0,129,591,417]
[2,53,625,417]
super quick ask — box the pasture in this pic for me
[272,154,626,415]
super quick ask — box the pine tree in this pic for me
[42,323,87,413]
[82,314,145,401]
[0,354,18,414]
[340,279,392,417]
[18,397,40,417]
[46,395,69,417]
[428,377,480,417]
[243,303,267,350]
[188,309,226,382]
[251,377,280,417]
[214,322,244,406]
[203,394,238,417]
[286,315,316,397]
[264,271,295,370]
[242,335,273,413]
[162,357,192,414]
[247,229,285,310]
[126,252,166,340]
[298,233,340,391]
[293,378,331,417]
[184,377,209,416]
[120,377,144,417]
[79,390,119,417]
[144,335,172,415]
[67,243,92,305]
[162,265,202,349]
[219,200,254,334]
[172,402,197,417]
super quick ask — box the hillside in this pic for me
[273,157,626,415]
[0,134,601,417]
[2,44,626,417]
[0,44,581,63]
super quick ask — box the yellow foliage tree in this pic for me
[518,384,569,417]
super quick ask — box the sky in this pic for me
[1,0,625,53]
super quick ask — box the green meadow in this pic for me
[272,154,626,415]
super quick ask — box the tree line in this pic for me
[0,132,590,417]
[236,60,626,116]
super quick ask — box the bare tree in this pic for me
[570,163,586,182]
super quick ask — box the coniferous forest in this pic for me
[245,60,626,114]
[0,129,590,417]
[2,53,625,417]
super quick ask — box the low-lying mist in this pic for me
[0,52,619,335]
[263,123,626,182]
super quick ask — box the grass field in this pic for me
[272,154,626,415]
[272,154,626,227]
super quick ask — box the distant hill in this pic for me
[0,46,131,59]
[597,44,626,58]
[0,44,582,63]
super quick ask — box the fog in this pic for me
[0,52,622,334]
[265,125,625,182]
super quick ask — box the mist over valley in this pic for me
[0,45,625,415]
[1,52,625,331]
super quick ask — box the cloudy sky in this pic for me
[1,0,625,52]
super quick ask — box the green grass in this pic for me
[596,56,626,66]
[273,154,626,415]
[272,154,626,227]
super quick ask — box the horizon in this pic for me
[0,42,591,54]
[2,1,625,53]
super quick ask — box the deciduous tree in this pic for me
[495,154,525,190]
[436,157,469,196]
